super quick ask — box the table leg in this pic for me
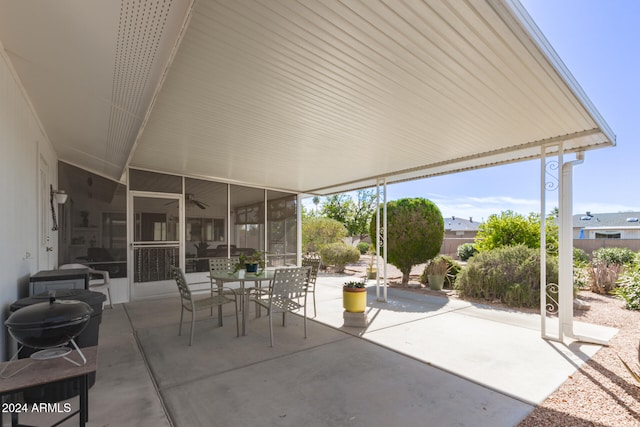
[255,280,263,318]
[239,280,246,336]
[215,280,224,326]
[80,373,88,426]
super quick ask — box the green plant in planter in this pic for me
[343,280,366,312]
[420,255,459,288]
[343,280,366,289]
[425,258,451,291]
[366,250,377,279]
[235,251,265,273]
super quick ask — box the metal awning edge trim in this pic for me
[499,0,617,145]
[306,128,611,195]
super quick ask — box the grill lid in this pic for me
[5,297,93,349]
[5,297,93,330]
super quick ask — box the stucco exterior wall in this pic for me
[574,228,640,239]
[0,47,57,360]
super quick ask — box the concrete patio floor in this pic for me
[12,273,617,427]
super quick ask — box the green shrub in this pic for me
[504,283,539,308]
[573,248,589,266]
[302,217,348,253]
[614,268,640,310]
[369,198,444,284]
[319,243,361,273]
[474,210,558,255]
[420,255,460,289]
[457,243,478,261]
[593,247,636,266]
[356,241,370,254]
[454,244,558,308]
[573,265,589,290]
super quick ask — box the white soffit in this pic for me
[0,0,614,191]
[131,0,614,195]
[0,0,193,179]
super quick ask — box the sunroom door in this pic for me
[129,192,184,299]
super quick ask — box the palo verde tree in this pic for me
[369,198,444,285]
[321,189,379,238]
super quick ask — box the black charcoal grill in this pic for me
[5,295,93,350]
[3,290,105,403]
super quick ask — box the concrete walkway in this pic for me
[312,275,617,405]
[12,273,617,427]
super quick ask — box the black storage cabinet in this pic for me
[9,289,106,403]
[28,268,89,295]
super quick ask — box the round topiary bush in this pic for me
[369,198,444,284]
[319,242,361,273]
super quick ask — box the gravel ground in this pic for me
[518,291,640,427]
[343,257,640,426]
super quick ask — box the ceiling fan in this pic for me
[166,194,208,210]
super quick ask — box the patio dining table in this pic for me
[208,270,275,336]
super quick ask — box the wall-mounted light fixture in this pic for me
[51,186,69,204]
[50,185,68,231]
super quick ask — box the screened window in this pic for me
[58,162,127,278]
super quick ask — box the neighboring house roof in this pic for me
[444,217,481,233]
[573,212,640,228]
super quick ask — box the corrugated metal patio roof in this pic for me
[0,0,615,193]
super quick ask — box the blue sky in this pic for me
[306,1,640,223]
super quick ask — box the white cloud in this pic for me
[422,194,540,222]
[301,192,640,224]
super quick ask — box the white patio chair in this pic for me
[170,266,239,346]
[59,263,113,309]
[302,256,321,317]
[251,266,311,347]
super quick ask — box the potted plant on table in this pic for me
[425,257,451,291]
[236,251,265,274]
[343,280,367,313]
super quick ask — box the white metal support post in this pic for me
[296,193,303,266]
[558,150,577,341]
[556,150,606,345]
[540,146,549,339]
[375,178,388,302]
[540,144,562,341]
[376,180,380,300]
[382,178,388,302]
